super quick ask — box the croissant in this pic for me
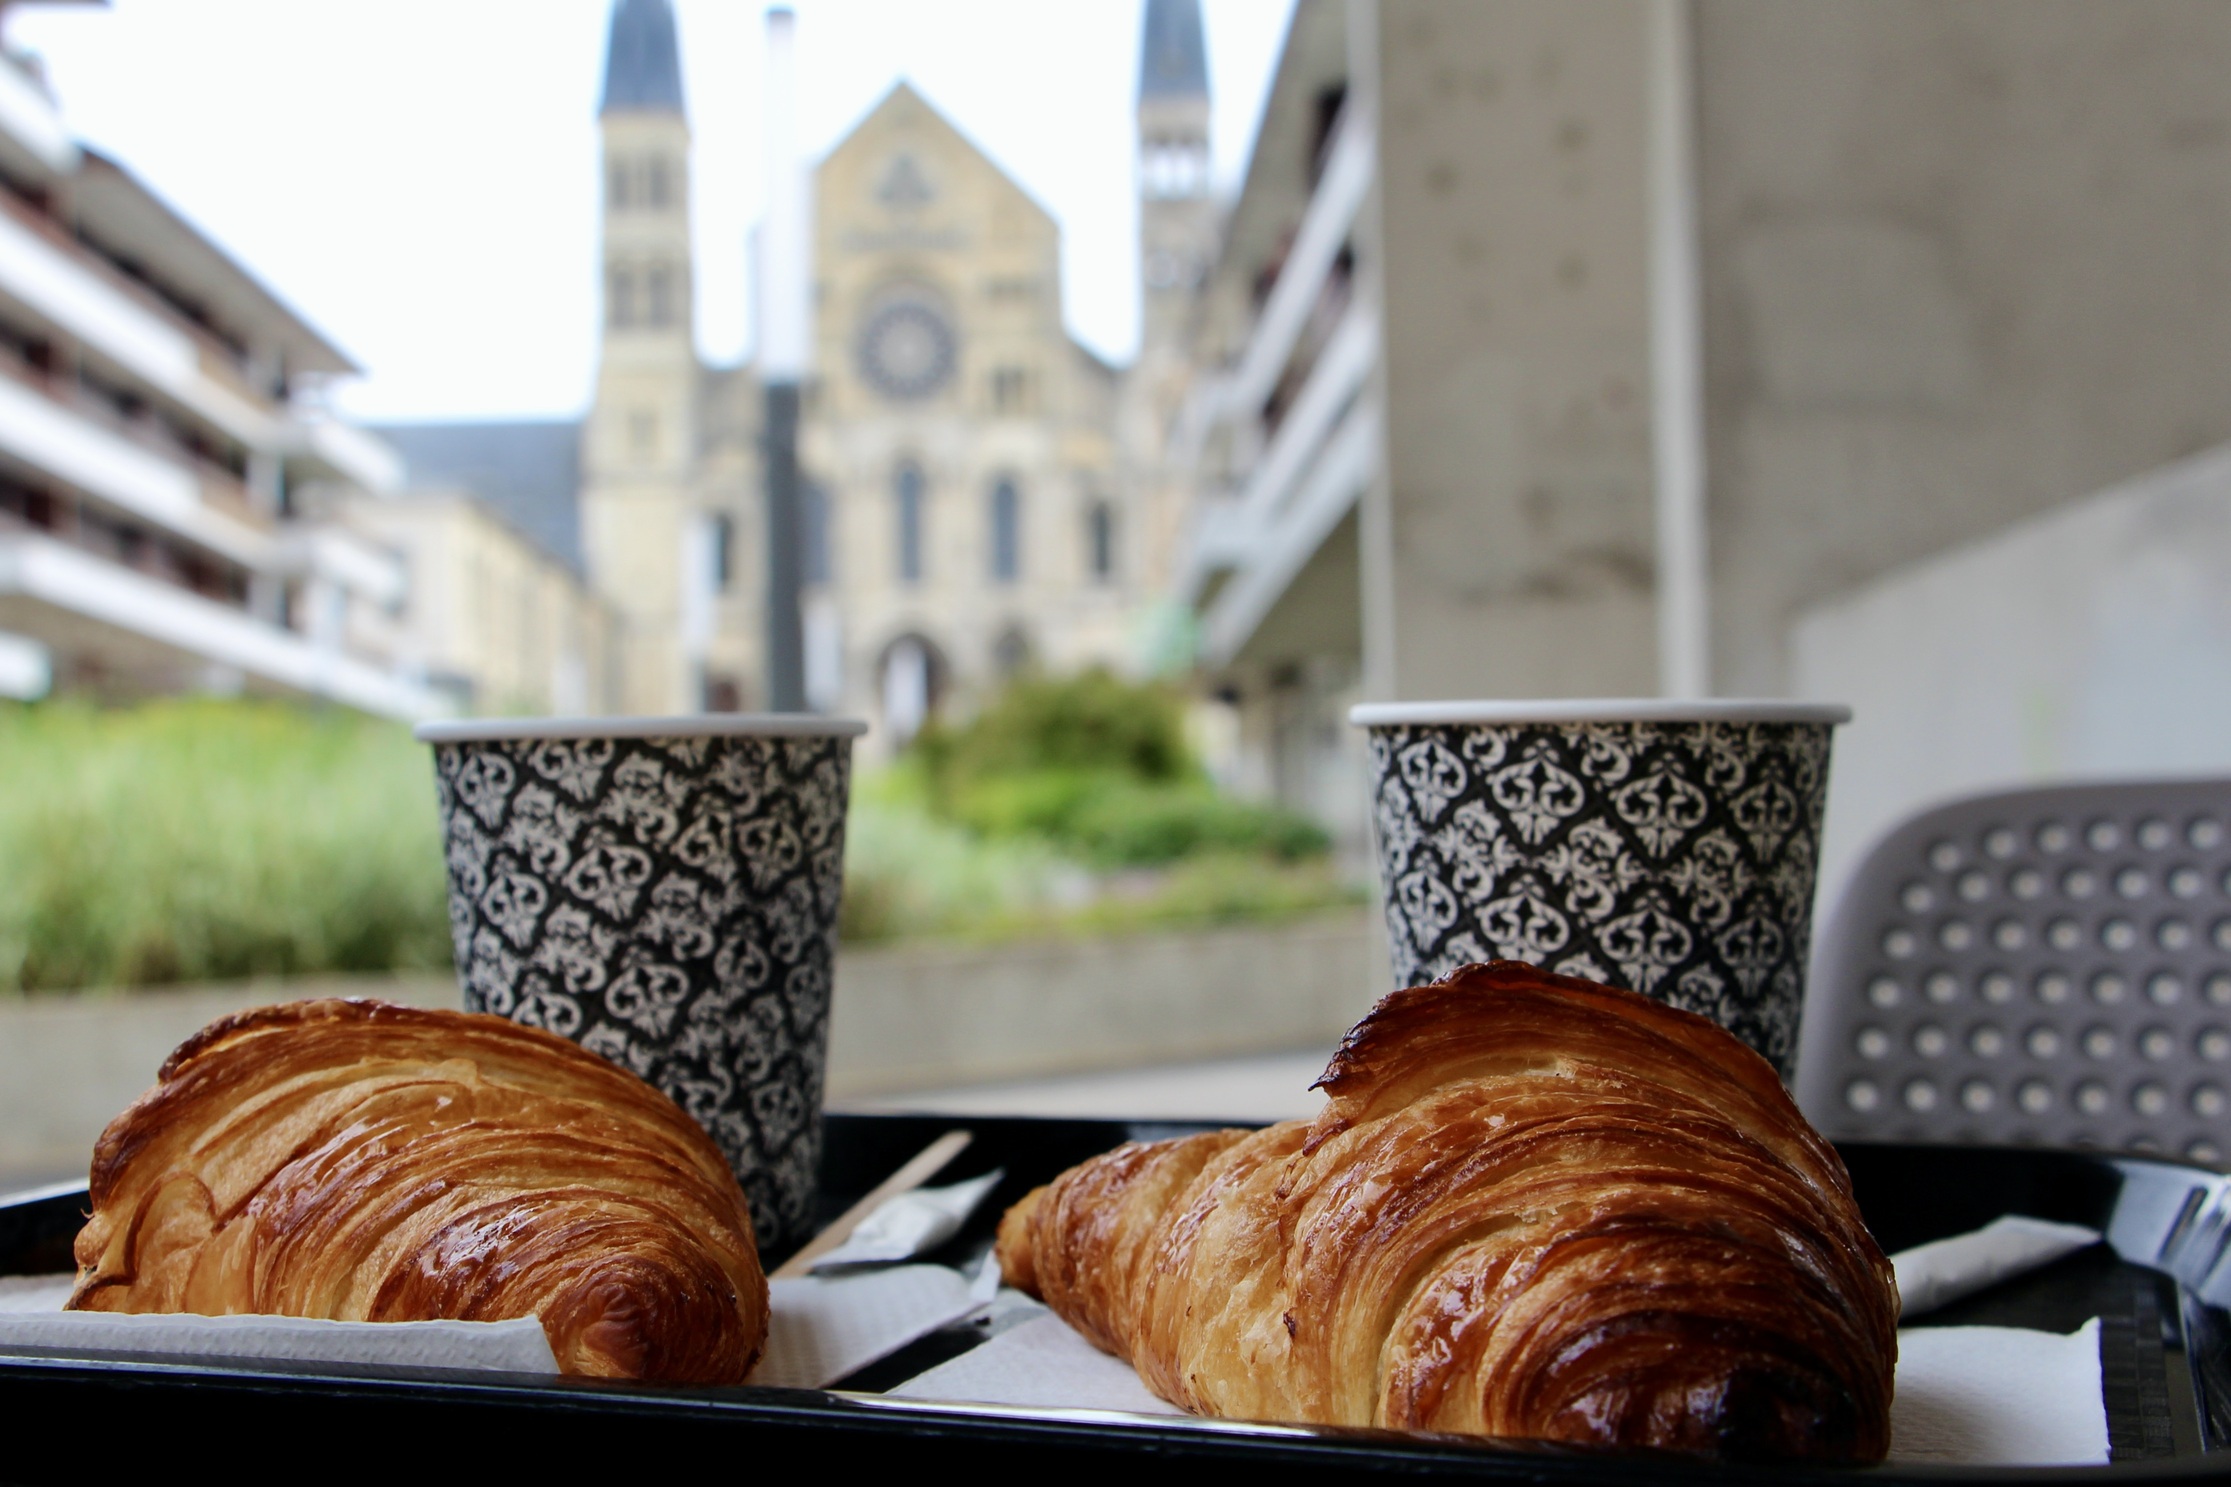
[68,998,768,1385]
[996,962,1897,1461]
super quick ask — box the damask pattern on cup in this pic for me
[432,732,850,1253]
[1366,721,1832,1075]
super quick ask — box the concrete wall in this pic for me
[1795,441,2231,919]
[1697,0,2231,695]
[0,914,1381,1190]
[0,974,463,1190]
[827,913,1383,1098]
[1368,0,1659,701]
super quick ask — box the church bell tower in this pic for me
[582,0,701,713]
[1136,0,1213,354]
[1123,0,1214,603]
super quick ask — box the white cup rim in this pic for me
[1348,698,1851,728]
[416,714,870,744]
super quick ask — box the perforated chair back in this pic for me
[1795,779,2231,1165]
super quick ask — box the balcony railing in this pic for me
[0,335,264,526]
[1170,95,1385,669]
[0,182,261,393]
[0,182,281,455]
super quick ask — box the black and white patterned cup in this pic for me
[415,714,867,1254]
[1350,701,1849,1079]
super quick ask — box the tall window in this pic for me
[607,266,636,328]
[1088,500,1115,582]
[646,155,672,209]
[647,264,674,326]
[803,482,832,587]
[991,365,1029,413]
[989,478,1020,583]
[710,512,734,592]
[895,461,924,583]
[607,160,633,210]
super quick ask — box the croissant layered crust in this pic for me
[68,998,769,1385]
[998,962,1897,1461]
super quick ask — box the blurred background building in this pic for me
[0,40,435,717]
[391,0,1193,750]
[1164,0,2231,898]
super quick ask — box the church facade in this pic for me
[432,0,1216,746]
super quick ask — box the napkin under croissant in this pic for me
[997,961,1898,1462]
[66,998,768,1385]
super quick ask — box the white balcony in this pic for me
[1179,292,1379,664]
[1174,99,1384,670]
[0,369,272,569]
[289,416,404,496]
[276,525,407,610]
[0,192,283,455]
[0,529,444,720]
[1197,396,1379,668]
[0,61,75,182]
[1219,104,1375,425]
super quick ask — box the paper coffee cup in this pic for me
[1349,700,1849,1078]
[416,714,867,1253]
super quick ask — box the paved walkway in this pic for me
[838,1047,1335,1124]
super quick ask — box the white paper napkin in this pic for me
[1895,1215,2101,1319]
[892,1307,1180,1416]
[890,1302,2112,1466]
[0,1295,559,1374]
[0,1263,984,1390]
[0,1274,75,1314]
[1891,1320,2107,1465]
[749,1265,983,1388]
[811,1170,1005,1271]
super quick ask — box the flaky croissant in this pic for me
[996,962,1896,1461]
[68,998,768,1385]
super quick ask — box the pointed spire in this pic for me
[600,0,685,118]
[1139,0,1208,102]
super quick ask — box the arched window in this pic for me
[607,160,633,210]
[1088,500,1115,582]
[647,264,674,326]
[802,482,832,587]
[989,478,1020,583]
[646,155,672,210]
[895,462,925,583]
[607,266,636,328]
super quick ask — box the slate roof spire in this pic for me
[1139,0,1208,102]
[600,0,686,117]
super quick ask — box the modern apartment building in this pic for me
[1170,0,2231,869]
[0,42,439,716]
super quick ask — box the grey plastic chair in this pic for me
[1796,779,2231,1165]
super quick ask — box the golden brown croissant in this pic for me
[997,962,1896,1461]
[68,998,768,1385]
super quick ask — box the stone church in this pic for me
[385,0,1215,746]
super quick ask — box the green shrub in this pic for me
[916,667,1191,804]
[0,698,452,992]
[1063,781,1330,867]
[908,668,1331,869]
[838,775,1084,943]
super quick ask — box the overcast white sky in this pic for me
[6,0,1293,423]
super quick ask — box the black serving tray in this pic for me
[4,1113,2231,1483]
